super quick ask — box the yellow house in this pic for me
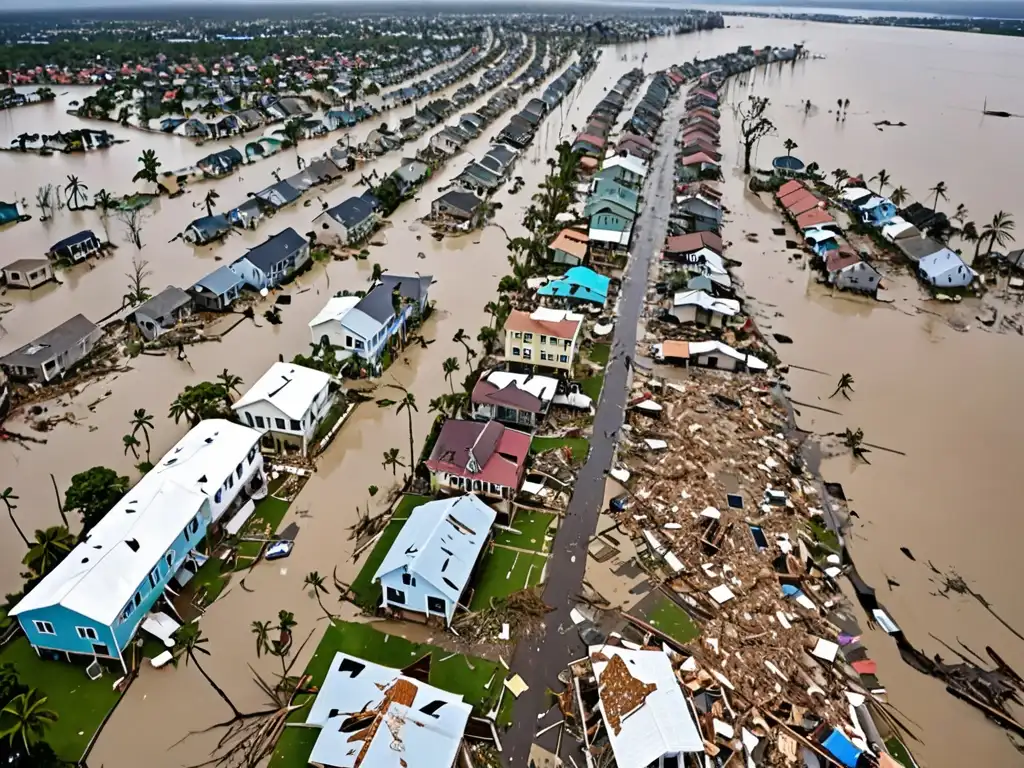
[503,308,584,376]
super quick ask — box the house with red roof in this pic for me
[425,419,531,502]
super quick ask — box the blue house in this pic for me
[537,266,610,307]
[10,420,265,670]
[48,230,102,263]
[859,196,898,227]
[184,214,232,245]
[804,228,841,257]
[373,494,496,625]
[189,265,244,310]
[230,228,310,290]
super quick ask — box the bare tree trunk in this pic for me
[189,652,243,718]
[50,474,68,527]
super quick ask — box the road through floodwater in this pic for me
[2,17,1024,768]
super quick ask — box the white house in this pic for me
[590,647,704,768]
[600,153,649,184]
[373,494,497,625]
[918,249,974,289]
[669,290,740,328]
[308,285,407,367]
[232,362,336,456]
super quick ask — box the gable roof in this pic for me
[233,362,331,421]
[537,266,610,304]
[549,228,589,261]
[377,274,432,305]
[193,265,243,297]
[0,314,101,369]
[505,308,583,340]
[471,370,558,414]
[601,153,648,179]
[305,651,471,768]
[425,419,531,488]
[672,289,740,316]
[133,286,191,319]
[435,189,482,215]
[11,420,261,624]
[373,494,497,601]
[775,180,805,199]
[238,228,306,272]
[356,284,396,324]
[796,208,835,230]
[323,196,375,228]
[664,231,722,255]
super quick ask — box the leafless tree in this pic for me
[738,95,775,174]
[123,258,153,308]
[35,184,54,220]
[117,207,149,249]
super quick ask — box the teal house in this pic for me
[537,266,610,307]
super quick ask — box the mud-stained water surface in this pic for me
[3,18,1024,768]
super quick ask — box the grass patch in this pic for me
[393,493,432,520]
[580,373,604,401]
[0,636,123,762]
[589,342,611,367]
[190,556,231,606]
[494,511,555,551]
[885,736,916,768]
[311,400,349,444]
[806,519,841,553]
[268,622,511,768]
[234,495,292,570]
[349,518,407,610]
[645,597,700,645]
[531,435,589,461]
[470,547,546,610]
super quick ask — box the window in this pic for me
[8,272,20,280]
[248,446,258,463]
[166,552,175,568]
[215,488,223,504]
[523,332,533,342]
[355,340,365,350]
[226,474,234,490]
[275,418,286,430]
[244,412,254,427]
[345,335,353,347]
[191,518,199,534]
[76,626,99,641]
[386,587,406,605]
[255,415,265,428]
[560,355,568,363]
[236,462,243,479]
[512,331,522,339]
[401,573,417,587]
[33,620,56,635]
[512,347,521,357]
[540,335,547,344]
[148,565,161,589]
[550,336,558,346]
[523,348,532,360]
[427,596,446,614]
[134,592,142,607]
[290,419,300,431]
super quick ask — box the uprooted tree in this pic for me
[738,95,775,174]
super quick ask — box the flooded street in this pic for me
[2,17,1024,767]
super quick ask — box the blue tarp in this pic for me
[822,728,862,768]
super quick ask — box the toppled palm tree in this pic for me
[842,427,871,463]
[830,373,855,400]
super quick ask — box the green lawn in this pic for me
[191,556,231,606]
[589,342,611,367]
[349,518,407,610]
[494,511,556,551]
[268,622,511,768]
[806,519,841,554]
[393,493,432,519]
[580,373,604,401]
[234,495,293,570]
[311,400,349,444]
[0,636,123,762]
[885,736,917,768]
[644,597,701,645]
[530,436,589,460]
[470,547,546,610]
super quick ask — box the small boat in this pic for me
[983,97,1011,118]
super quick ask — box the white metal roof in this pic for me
[804,228,838,244]
[840,187,871,202]
[672,290,740,316]
[481,370,559,403]
[232,362,331,421]
[11,420,261,624]
[881,217,914,241]
[307,651,471,768]
[589,227,632,246]
[688,340,768,370]
[308,295,359,327]
[602,153,649,179]
[308,294,382,341]
[590,646,704,768]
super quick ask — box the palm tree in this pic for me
[251,620,272,657]
[831,168,848,187]
[122,434,141,460]
[929,181,948,211]
[217,369,243,405]
[168,394,194,426]
[382,448,404,476]
[0,689,58,754]
[870,169,890,195]
[961,221,982,258]
[130,408,154,460]
[203,189,220,218]
[1,487,27,547]
[174,623,244,718]
[428,396,450,418]
[830,373,855,400]
[452,328,476,367]
[783,138,797,157]
[370,262,386,285]
[952,203,969,225]
[22,526,75,577]
[282,119,304,156]
[889,186,910,208]
[377,384,418,472]
[64,175,89,210]
[477,325,499,354]
[132,148,162,185]
[981,210,1016,259]
[842,428,871,463]
[94,188,115,241]
[303,571,334,624]
[442,357,460,394]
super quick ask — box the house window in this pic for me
[255,415,265,428]
[386,587,406,605]
[215,488,223,504]
[355,340,364,350]
[560,355,568,363]
[134,592,142,607]
[33,620,56,635]
[244,412,254,427]
[248,446,258,463]
[76,626,99,641]
[523,348,532,360]
[512,347,520,357]
[191,518,199,534]
[166,552,175,568]
[523,332,533,342]
[275,418,286,430]
[550,337,558,346]
[513,331,522,339]
[540,335,547,344]
[345,335,353,347]
[148,565,161,589]
[290,419,300,431]
[236,462,243,479]
[427,596,446,614]
[401,573,417,587]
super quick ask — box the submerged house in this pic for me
[308,284,410,367]
[254,180,302,211]
[425,419,531,501]
[431,190,484,227]
[825,248,883,296]
[859,196,898,227]
[2,258,54,289]
[302,652,471,768]
[0,314,103,384]
[373,494,496,624]
[669,290,740,328]
[48,230,102,263]
[130,286,194,341]
[918,249,974,289]
[232,362,336,456]
[229,228,309,290]
[189,266,244,311]
[313,197,378,246]
[184,214,232,246]
[9,419,264,670]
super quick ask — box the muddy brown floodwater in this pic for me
[2,18,1024,768]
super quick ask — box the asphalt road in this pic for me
[500,93,688,767]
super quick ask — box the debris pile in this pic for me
[452,586,550,644]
